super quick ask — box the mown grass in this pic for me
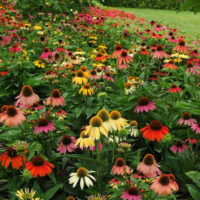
[111,7,200,39]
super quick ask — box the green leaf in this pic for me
[186,171,200,187]
[186,184,200,200]
[43,184,62,200]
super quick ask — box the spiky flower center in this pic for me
[77,167,88,177]
[172,84,177,88]
[125,82,131,89]
[62,135,72,145]
[150,120,162,130]
[1,105,8,113]
[80,131,90,138]
[169,60,174,64]
[22,85,33,97]
[80,66,87,71]
[105,72,111,77]
[43,47,49,52]
[97,53,103,57]
[179,40,185,46]
[66,196,76,200]
[90,69,97,75]
[175,141,183,147]
[32,156,45,166]
[182,112,191,120]
[187,63,193,68]
[169,32,173,36]
[168,174,175,181]
[37,118,49,127]
[138,97,150,106]
[121,51,127,57]
[6,106,17,117]
[143,154,155,166]
[159,174,170,185]
[156,45,163,51]
[7,147,17,158]
[115,44,122,51]
[22,193,33,200]
[97,109,110,122]
[76,70,84,77]
[127,186,139,195]
[129,120,138,127]
[84,84,91,89]
[90,116,102,127]
[110,110,121,120]
[115,157,125,166]
[52,89,61,98]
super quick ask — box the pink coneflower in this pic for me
[168,84,181,93]
[117,50,133,65]
[44,89,65,107]
[177,112,196,126]
[34,118,55,134]
[166,31,174,38]
[185,137,197,145]
[112,157,132,176]
[170,141,188,154]
[40,47,52,60]
[121,186,142,200]
[112,44,123,58]
[89,69,100,80]
[137,154,161,176]
[152,45,169,59]
[168,174,179,192]
[0,105,26,127]
[57,135,77,154]
[9,43,21,53]
[192,122,200,134]
[185,63,200,75]
[15,85,39,108]
[173,40,189,54]
[134,97,156,113]
[0,35,11,46]
[0,105,8,122]
[168,36,178,43]
[150,174,177,195]
[163,60,178,70]
[189,49,199,57]
[102,72,114,82]
[154,24,162,32]
[117,64,130,70]
[123,30,130,37]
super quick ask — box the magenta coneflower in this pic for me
[0,35,11,46]
[154,24,162,32]
[40,47,52,59]
[163,60,178,70]
[137,154,161,176]
[168,84,181,93]
[192,122,200,134]
[185,137,197,145]
[112,44,123,58]
[0,105,26,127]
[170,141,188,154]
[9,43,21,53]
[177,112,196,126]
[44,89,65,107]
[117,50,133,65]
[185,63,200,75]
[121,186,142,200]
[102,72,114,82]
[152,45,169,59]
[173,40,188,54]
[57,135,77,154]
[34,118,55,134]
[134,97,156,113]
[89,69,100,80]
[15,85,39,108]
[111,157,132,176]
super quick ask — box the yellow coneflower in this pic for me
[97,109,112,132]
[75,131,94,148]
[80,66,89,77]
[86,116,108,140]
[79,83,94,96]
[33,60,45,68]
[98,43,107,49]
[72,70,87,85]
[89,40,97,44]
[33,25,42,30]
[109,110,127,131]
[92,62,104,67]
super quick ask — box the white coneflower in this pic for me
[16,188,41,200]
[69,167,96,190]
[128,120,139,137]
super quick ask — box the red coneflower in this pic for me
[0,147,26,169]
[94,53,106,62]
[112,44,123,58]
[163,60,178,70]
[25,156,54,177]
[173,40,188,54]
[152,45,169,59]
[168,84,181,93]
[140,47,149,55]
[117,50,133,65]
[44,89,65,107]
[140,120,169,142]
[15,85,39,108]
[0,105,26,127]
[189,49,199,57]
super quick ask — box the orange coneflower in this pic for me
[72,70,88,85]
[0,105,8,122]
[0,147,27,169]
[140,120,169,142]
[15,85,39,108]
[44,89,65,107]
[173,40,189,54]
[0,105,26,127]
[25,156,54,178]
[117,50,133,65]
[112,44,123,58]
[94,53,106,62]
[163,60,178,70]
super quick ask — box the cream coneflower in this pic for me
[85,116,108,140]
[110,110,127,131]
[75,130,95,148]
[128,120,139,137]
[79,83,94,96]
[0,105,26,127]
[16,188,41,200]
[150,174,177,195]
[15,85,39,108]
[72,70,88,85]
[125,82,135,95]
[88,194,107,200]
[44,89,65,107]
[137,154,161,176]
[97,109,113,132]
[69,167,96,190]
[112,157,132,175]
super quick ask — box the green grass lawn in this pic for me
[111,7,200,39]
